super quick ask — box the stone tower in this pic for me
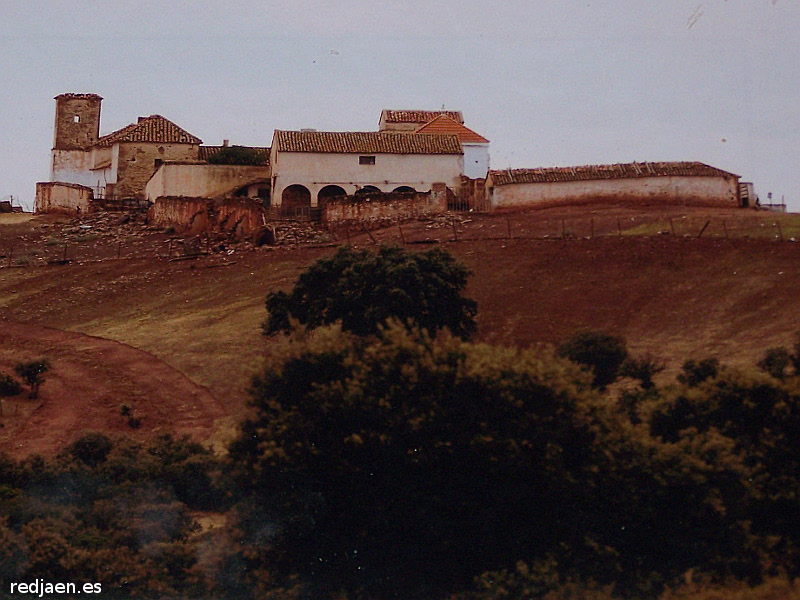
[53,93,103,150]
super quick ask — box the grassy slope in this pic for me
[2,209,800,418]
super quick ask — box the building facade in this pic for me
[270,130,463,210]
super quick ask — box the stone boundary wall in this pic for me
[324,185,447,226]
[148,196,266,240]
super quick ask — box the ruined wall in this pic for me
[114,143,199,200]
[148,196,266,240]
[324,186,447,226]
[35,182,94,214]
[145,163,271,202]
[488,175,739,209]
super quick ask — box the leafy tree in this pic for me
[67,432,114,468]
[620,353,665,390]
[232,324,602,598]
[263,245,478,339]
[14,360,49,399]
[647,367,800,572]
[0,373,22,418]
[677,358,720,387]
[758,347,793,380]
[206,145,267,166]
[230,325,758,599]
[557,331,628,388]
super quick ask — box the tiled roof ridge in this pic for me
[95,114,202,147]
[382,109,464,124]
[414,115,489,144]
[489,161,739,185]
[274,130,463,154]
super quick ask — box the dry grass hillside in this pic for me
[2,204,800,456]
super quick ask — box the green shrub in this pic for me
[757,347,792,380]
[677,358,720,387]
[0,373,22,397]
[557,330,629,388]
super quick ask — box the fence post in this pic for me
[590,218,594,238]
[451,221,459,242]
[167,238,173,259]
[506,216,512,239]
[398,224,406,245]
[617,218,622,237]
[62,243,68,262]
[670,218,676,236]
[776,221,784,241]
[362,223,377,245]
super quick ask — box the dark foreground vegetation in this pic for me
[3,247,800,599]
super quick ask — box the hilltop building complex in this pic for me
[36,93,748,217]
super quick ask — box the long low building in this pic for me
[270,130,464,211]
[485,161,741,209]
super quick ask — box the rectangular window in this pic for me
[359,155,376,165]
[73,115,81,123]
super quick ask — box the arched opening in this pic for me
[318,185,347,210]
[354,185,381,197]
[281,184,311,218]
[392,186,416,194]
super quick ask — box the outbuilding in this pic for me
[485,162,741,209]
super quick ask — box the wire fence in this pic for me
[331,213,800,246]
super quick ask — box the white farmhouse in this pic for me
[269,130,463,212]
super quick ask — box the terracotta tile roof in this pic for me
[414,115,489,144]
[198,145,270,162]
[381,109,464,125]
[274,130,462,154]
[488,162,739,186]
[95,115,202,147]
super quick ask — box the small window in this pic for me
[359,155,376,165]
[73,115,81,123]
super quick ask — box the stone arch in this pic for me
[392,186,416,193]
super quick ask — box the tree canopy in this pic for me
[263,245,478,339]
[229,325,766,599]
[206,145,267,166]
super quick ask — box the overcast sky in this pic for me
[2,1,798,211]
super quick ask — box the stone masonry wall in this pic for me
[114,143,199,200]
[324,186,447,227]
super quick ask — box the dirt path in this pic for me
[0,321,228,459]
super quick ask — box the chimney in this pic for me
[223,139,229,147]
